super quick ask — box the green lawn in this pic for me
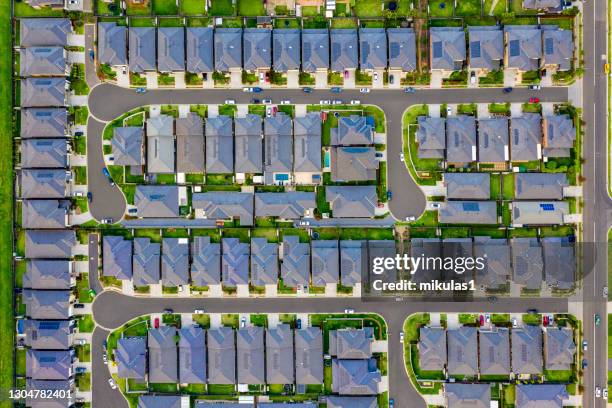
[180,0,207,15]
[153,0,178,14]
[237,0,264,16]
[210,0,235,15]
[455,0,481,16]
[484,0,506,16]
[428,0,454,17]
[126,0,152,15]
[78,315,95,333]
[14,2,64,16]
[353,0,383,17]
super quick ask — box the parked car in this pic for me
[528,84,541,90]
[102,340,107,350]
[280,100,291,104]
[446,106,452,116]
[243,87,254,92]
[102,167,114,186]
[399,332,404,343]
[303,87,313,93]
[135,87,146,94]
[386,191,392,201]
[154,318,160,328]
[405,216,416,222]
[344,308,355,314]
[389,399,394,408]
[595,313,601,326]
[543,315,549,326]
[404,87,416,93]
[296,319,302,329]
[320,100,330,105]
[74,303,85,309]
[373,72,379,82]
[75,366,87,374]
[88,49,95,60]
[604,63,610,75]
[603,286,608,297]
[194,309,205,314]
[511,318,518,328]
[251,98,260,104]
[76,339,87,345]
[127,208,137,214]
[479,315,484,326]
[503,87,513,93]
[375,152,383,158]
[225,99,236,104]
[389,74,394,84]
[359,88,370,93]
[596,386,601,398]
[331,87,342,93]
[102,354,107,365]
[74,131,84,137]
[163,308,173,314]
[399,153,405,162]
[603,388,608,399]
[332,100,342,105]
[582,340,588,351]
[350,100,361,105]
[240,316,247,328]
[259,72,265,83]
[581,359,588,369]
[266,107,273,117]
[431,202,441,209]
[529,97,540,103]
[470,71,476,84]
[108,378,117,390]
[100,218,113,224]
[343,70,349,79]
[87,192,93,202]
[262,99,272,104]
[252,87,262,93]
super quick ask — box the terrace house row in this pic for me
[443,383,569,407]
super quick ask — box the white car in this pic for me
[596,386,601,398]
[350,100,361,105]
[299,220,310,226]
[280,100,291,105]
[431,202,441,209]
[243,87,253,92]
[320,100,330,105]
[344,308,355,314]
[224,99,236,105]
[405,216,416,222]
[485,314,491,324]
[399,332,405,343]
[194,309,205,314]
[102,354,108,365]
[332,100,342,105]
[446,106,452,116]
[528,85,541,90]
[399,153,405,162]
[76,339,87,345]
[603,389,608,399]
[511,318,518,328]
[101,218,113,225]
[359,88,370,93]
[373,72,379,81]
[108,378,117,390]
[262,99,272,104]
[258,72,265,83]
[240,316,247,328]
[603,286,608,297]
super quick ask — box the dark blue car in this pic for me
[252,87,262,93]
[331,87,342,93]
[303,87,313,93]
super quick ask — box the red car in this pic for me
[344,70,349,79]
[529,97,540,103]
[543,315,549,326]
[154,318,160,328]
[479,315,484,326]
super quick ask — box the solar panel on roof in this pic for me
[545,37,554,55]
[36,79,52,85]
[470,41,481,58]
[37,141,53,146]
[39,321,60,330]
[548,124,554,139]
[509,40,520,57]
[540,203,555,211]
[432,42,443,59]
[40,356,56,363]
[513,129,520,145]
[35,112,52,117]
[463,202,480,212]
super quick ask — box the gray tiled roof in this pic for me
[522,0,562,9]
[112,127,143,166]
[20,18,71,47]
[179,326,207,384]
[444,173,490,200]
[329,328,373,359]
[327,396,378,408]
[161,238,190,287]
[207,327,236,384]
[255,192,315,220]
[417,116,446,159]
[138,395,182,408]
[542,114,575,158]
[510,113,542,161]
[340,240,365,286]
[194,403,247,408]
[418,327,447,371]
[273,29,300,72]
[237,327,265,384]
[243,28,271,70]
[25,230,75,259]
[98,22,127,66]
[504,26,542,71]
[331,115,374,146]
[176,114,204,173]
[129,27,156,73]
[235,114,263,173]
[222,238,249,287]
[511,237,543,290]
[25,0,64,8]
[445,383,491,408]
[187,27,214,73]
[468,26,503,70]
[479,328,510,375]
[478,117,509,163]
[312,240,339,286]
[410,238,442,283]
[515,384,568,408]
[439,201,497,225]
[21,108,68,139]
[368,240,397,283]
[515,173,567,200]
[147,114,174,137]
[251,238,278,286]
[21,78,66,108]
[326,186,377,218]
[511,201,569,226]
[21,138,68,169]
[206,115,234,174]
[147,132,175,174]
[20,46,66,77]
[264,113,293,173]
[294,113,322,173]
[135,185,180,217]
[133,238,161,287]
[544,327,576,371]
[24,259,71,290]
[331,29,358,71]
[191,236,221,286]
[214,28,242,71]
[20,169,67,198]
[446,115,477,163]
[117,337,147,380]
[26,349,72,380]
[24,319,71,350]
[359,28,387,70]
[103,235,133,280]
[266,324,294,384]
[281,235,310,287]
[332,358,380,395]
[22,199,69,229]
[542,26,573,71]
[387,28,417,71]
[26,379,74,408]
[158,27,185,72]
[24,289,71,320]
[542,237,575,290]
[302,29,329,72]
[474,237,510,290]
[430,27,466,71]
[447,326,478,376]
[511,325,543,375]
[193,192,254,226]
[148,326,178,383]
[295,328,324,385]
[330,146,378,182]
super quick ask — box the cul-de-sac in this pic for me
[4,0,611,407]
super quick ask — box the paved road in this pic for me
[88,233,102,294]
[91,327,127,408]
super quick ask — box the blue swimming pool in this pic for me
[324,150,331,167]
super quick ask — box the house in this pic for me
[295,328,324,385]
[542,26,573,71]
[330,147,378,182]
[439,201,497,225]
[326,186,377,218]
[266,324,294,384]
[515,384,569,408]
[327,396,378,408]
[254,192,315,220]
[511,325,543,375]
[237,327,266,384]
[176,113,205,174]
[98,22,127,67]
[510,113,542,161]
[522,0,564,12]
[293,113,322,176]
[21,139,68,169]
[25,230,75,259]
[222,238,249,287]
[158,27,185,72]
[544,327,576,371]
[179,326,206,384]
[24,290,71,319]
[511,237,543,290]
[251,238,279,286]
[129,27,156,73]
[26,349,72,380]
[331,115,374,146]
[20,169,68,199]
[387,28,417,72]
[21,78,66,108]
[264,113,293,175]
[135,185,180,218]
[116,337,147,380]
[147,115,175,174]
[281,235,310,288]
[24,0,64,9]
[192,192,254,226]
[148,326,178,383]
[26,379,74,407]
[113,127,144,166]
[138,395,183,408]
[302,29,329,72]
[20,18,72,47]
[511,201,569,226]
[186,27,214,73]
[194,402,247,408]
[161,238,190,287]
[214,28,243,72]
[20,46,66,77]
[329,328,373,359]
[359,28,387,70]
[443,238,474,280]
[20,108,68,139]
[445,383,491,408]
[478,117,509,164]
[504,26,542,72]
[444,173,490,200]
[340,240,365,287]
[417,327,447,372]
[473,237,510,290]
[446,115,477,164]
[235,114,263,174]
[416,116,446,159]
[133,238,161,287]
[515,173,567,200]
[243,28,272,71]
[272,29,301,72]
[332,358,380,395]
[102,235,133,281]
[22,199,69,229]
[368,241,397,284]
[467,26,504,71]
[430,27,466,71]
[479,328,510,375]
[207,327,236,384]
[191,236,221,286]
[542,114,576,157]
[24,319,71,350]
[542,237,575,290]
[447,326,478,376]
[331,29,358,72]
[311,240,339,286]
[206,115,234,174]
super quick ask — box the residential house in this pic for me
[214,28,242,72]
[148,326,178,383]
[302,29,329,73]
[158,27,185,72]
[418,327,447,372]
[515,384,569,408]
[446,115,477,164]
[330,29,358,72]
[542,26,574,71]
[254,192,315,220]
[98,22,127,67]
[293,113,322,181]
[113,127,144,167]
[20,18,72,47]
[129,27,156,73]
[207,327,236,384]
[237,327,266,385]
[191,236,221,286]
[311,240,339,287]
[467,26,504,71]
[26,349,72,380]
[235,114,263,174]
[542,237,575,290]
[186,27,214,74]
[542,114,576,157]
[281,235,310,288]
[368,241,397,284]
[473,237,511,290]
[103,235,133,281]
[330,147,378,182]
[138,395,183,408]
[430,27,466,72]
[116,337,147,380]
[20,46,66,77]
[192,192,254,226]
[272,29,301,72]
[511,237,543,290]
[511,201,569,226]
[22,199,69,229]
[134,185,180,218]
[24,319,71,350]
[327,397,378,408]
[266,324,294,385]
[295,328,324,385]
[26,379,74,407]
[264,113,293,177]
[161,238,190,287]
[522,0,564,12]
[331,115,374,146]
[179,326,207,384]
[147,115,175,174]
[479,328,510,375]
[339,240,365,287]
[478,117,509,165]
[329,328,373,359]
[359,28,387,71]
[332,358,380,395]
[251,238,279,286]
[515,173,567,200]
[133,238,161,287]
[175,113,205,174]
[445,383,491,408]
[416,116,446,159]
[24,0,64,9]
[222,238,249,287]
[387,28,417,72]
[24,290,71,320]
[243,28,271,72]
[21,78,66,108]
[444,173,490,200]
[25,230,75,259]
[206,115,234,174]
[510,113,542,161]
[20,169,68,199]
[439,201,498,225]
[504,26,542,72]
[21,139,69,169]
[20,108,68,139]
[511,324,543,375]
[544,327,576,371]
[447,327,478,376]
[326,186,377,218]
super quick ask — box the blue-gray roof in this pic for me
[331,146,378,183]
[332,358,380,395]
[444,172,490,200]
[21,138,68,169]
[479,327,510,375]
[542,236,575,290]
[135,185,180,218]
[511,237,543,290]
[445,383,491,408]
[515,384,568,408]
[117,337,147,380]
[24,259,71,290]
[273,29,300,72]
[20,18,71,47]
[193,192,254,226]
[264,113,293,173]
[235,114,263,173]
[504,26,542,71]
[21,108,68,139]
[294,113,322,173]
[430,27,466,71]
[329,328,373,358]
[237,327,265,384]
[542,26,573,71]
[312,240,339,286]
[510,113,542,161]
[98,22,127,66]
[446,115,477,163]
[222,238,249,287]
[543,114,575,157]
[26,349,72,380]
[139,395,182,408]
[302,29,329,72]
[418,327,446,371]
[340,240,365,286]
[158,27,185,72]
[187,27,214,73]
[22,199,69,229]
[265,324,294,384]
[544,326,576,371]
[478,117,509,163]
[331,115,374,146]
[191,236,221,286]
[331,29,358,71]
[326,186,377,218]
[20,169,67,198]
[515,173,567,200]
[129,27,156,73]
[148,326,179,383]
[511,201,569,226]
[179,326,207,384]
[21,77,66,108]
[103,235,133,280]
[468,26,503,70]
[214,28,242,71]
[162,237,190,287]
[295,328,323,384]
[25,230,75,259]
[512,325,543,375]
[112,127,143,166]
[251,238,279,286]
[24,289,71,320]
[387,28,417,71]
[243,28,271,70]
[207,327,236,384]
[417,116,446,159]
[447,326,478,376]
[439,201,498,224]
[20,46,66,77]
[474,237,510,289]
[24,319,71,350]
[255,192,315,220]
[281,235,310,287]
[133,237,161,287]
[327,397,378,408]
[206,115,234,174]
[359,28,387,70]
